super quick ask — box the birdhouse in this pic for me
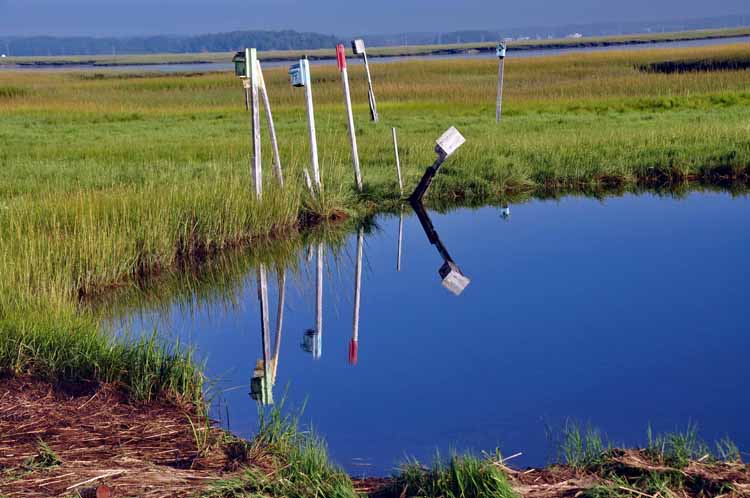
[435,127,466,158]
[351,39,366,55]
[496,42,507,59]
[439,261,470,296]
[232,51,247,77]
[289,60,308,87]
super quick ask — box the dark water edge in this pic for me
[101,185,750,476]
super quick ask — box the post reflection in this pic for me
[301,242,324,359]
[350,227,364,366]
[410,199,471,296]
[250,265,286,406]
[252,203,467,393]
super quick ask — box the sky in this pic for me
[0,0,748,37]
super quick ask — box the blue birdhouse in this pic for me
[289,61,307,87]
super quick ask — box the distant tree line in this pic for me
[0,30,340,56]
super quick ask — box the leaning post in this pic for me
[336,44,362,191]
[409,127,466,203]
[352,39,379,122]
[256,59,284,187]
[496,41,507,123]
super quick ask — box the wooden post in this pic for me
[496,42,507,123]
[255,60,284,187]
[248,48,262,199]
[336,44,362,191]
[352,39,378,122]
[350,227,364,365]
[397,206,404,272]
[392,127,403,196]
[302,59,321,190]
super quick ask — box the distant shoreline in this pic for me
[1,27,748,69]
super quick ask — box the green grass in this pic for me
[384,453,519,498]
[202,403,358,498]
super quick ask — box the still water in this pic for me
[110,191,750,475]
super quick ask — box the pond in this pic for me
[109,190,750,476]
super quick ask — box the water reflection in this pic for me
[411,200,471,296]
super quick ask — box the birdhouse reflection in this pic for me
[300,243,324,360]
[500,204,511,220]
[410,199,471,296]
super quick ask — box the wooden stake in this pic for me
[255,60,284,187]
[248,48,262,199]
[392,127,403,195]
[302,59,321,191]
[336,44,362,191]
[350,227,364,365]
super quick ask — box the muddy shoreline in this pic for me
[2,378,748,497]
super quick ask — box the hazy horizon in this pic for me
[1,0,749,37]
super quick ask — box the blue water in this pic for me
[111,191,750,475]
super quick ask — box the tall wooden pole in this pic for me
[336,44,362,191]
[248,48,262,199]
[392,127,403,195]
[350,228,364,365]
[302,59,321,191]
[256,60,284,187]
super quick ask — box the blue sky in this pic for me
[0,0,748,36]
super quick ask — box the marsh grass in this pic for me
[203,402,358,498]
[549,420,611,470]
[387,452,518,498]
